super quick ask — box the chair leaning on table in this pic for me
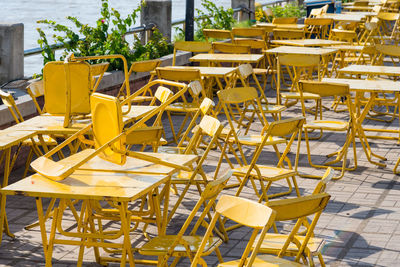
[139,171,232,267]
[191,195,277,267]
[298,81,357,180]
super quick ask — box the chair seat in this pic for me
[281,92,320,100]
[23,135,58,146]
[139,235,222,256]
[233,165,296,181]
[130,95,154,103]
[247,103,287,113]
[157,146,186,154]
[218,255,306,267]
[167,102,199,112]
[231,135,286,146]
[255,233,325,256]
[305,120,349,131]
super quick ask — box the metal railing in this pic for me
[24,1,285,58]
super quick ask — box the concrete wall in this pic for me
[141,0,172,42]
[0,23,24,84]
[232,0,255,21]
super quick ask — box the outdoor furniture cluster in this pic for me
[1,0,400,265]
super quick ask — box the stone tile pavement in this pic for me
[1,90,400,266]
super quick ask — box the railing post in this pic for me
[231,0,255,21]
[0,23,24,84]
[141,0,172,43]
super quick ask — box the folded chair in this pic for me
[298,81,357,180]
[232,116,305,203]
[191,195,277,267]
[254,193,331,266]
[139,171,232,266]
[30,79,193,181]
[156,67,209,143]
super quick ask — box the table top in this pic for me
[270,39,347,47]
[78,154,198,176]
[190,53,264,63]
[322,78,400,92]
[342,11,378,16]
[1,170,169,201]
[342,6,374,11]
[265,46,338,56]
[320,13,366,22]
[327,45,364,51]
[121,105,159,121]
[255,23,306,30]
[0,130,36,149]
[166,66,237,76]
[338,65,400,76]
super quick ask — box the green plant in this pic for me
[194,0,236,40]
[36,0,171,72]
[271,4,306,18]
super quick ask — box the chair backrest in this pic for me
[266,193,331,262]
[212,42,251,54]
[173,41,212,66]
[304,18,333,39]
[232,27,267,41]
[237,64,269,104]
[160,171,232,266]
[272,17,298,24]
[273,29,305,40]
[313,167,334,194]
[203,29,233,42]
[330,29,359,44]
[26,80,45,114]
[192,195,276,267]
[0,89,24,123]
[233,38,267,50]
[374,44,400,65]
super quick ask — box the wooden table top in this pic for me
[265,46,338,56]
[322,78,400,92]
[338,65,400,76]
[190,53,264,63]
[166,66,237,76]
[0,130,36,149]
[270,39,347,47]
[1,170,169,201]
[320,13,366,22]
[327,45,364,51]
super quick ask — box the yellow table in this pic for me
[166,66,237,91]
[0,170,170,266]
[342,6,375,11]
[0,129,37,240]
[322,77,400,167]
[338,65,400,77]
[320,13,366,22]
[270,39,347,47]
[190,53,264,67]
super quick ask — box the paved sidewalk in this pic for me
[1,93,400,266]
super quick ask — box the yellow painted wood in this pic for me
[322,78,400,92]
[338,64,400,76]
[203,29,233,42]
[190,53,264,64]
[270,39,346,47]
[212,42,251,54]
[173,41,212,66]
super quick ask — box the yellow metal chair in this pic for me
[272,17,298,24]
[232,116,305,202]
[119,59,161,102]
[329,29,359,44]
[156,67,209,144]
[298,81,357,180]
[304,18,333,39]
[203,29,233,42]
[232,27,268,42]
[235,64,286,121]
[139,171,232,266]
[376,12,400,39]
[273,29,305,40]
[30,79,190,181]
[173,41,212,66]
[89,62,109,93]
[212,42,251,54]
[254,193,331,266]
[191,195,277,267]
[277,54,321,107]
[26,80,45,114]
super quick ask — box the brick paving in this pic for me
[1,87,400,266]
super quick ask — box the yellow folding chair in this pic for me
[203,29,233,42]
[277,54,321,107]
[254,193,331,267]
[272,17,298,24]
[30,79,191,181]
[232,116,305,202]
[156,67,209,144]
[298,81,357,180]
[304,18,333,39]
[173,41,212,66]
[26,80,45,114]
[212,42,251,54]
[191,195,277,267]
[139,171,232,266]
[89,62,109,93]
[273,29,305,40]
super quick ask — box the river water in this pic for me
[3,0,268,76]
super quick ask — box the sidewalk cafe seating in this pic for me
[172,41,212,66]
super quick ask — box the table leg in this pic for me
[355,93,387,167]
[118,201,134,266]
[162,179,170,235]
[1,148,15,241]
[36,197,49,255]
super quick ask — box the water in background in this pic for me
[3,0,267,76]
